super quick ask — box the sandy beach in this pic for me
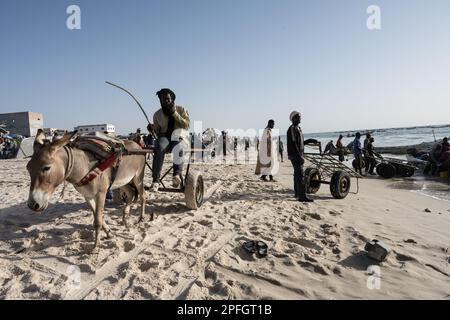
[0,155,449,300]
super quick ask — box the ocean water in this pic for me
[302,124,450,148]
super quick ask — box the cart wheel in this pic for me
[185,171,204,210]
[304,167,321,194]
[375,164,382,176]
[399,167,415,177]
[377,163,396,179]
[352,159,365,170]
[330,171,351,199]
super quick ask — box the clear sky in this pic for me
[1,0,449,135]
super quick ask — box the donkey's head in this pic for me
[26,129,74,211]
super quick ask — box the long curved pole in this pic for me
[105,81,156,138]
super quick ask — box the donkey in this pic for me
[27,129,147,250]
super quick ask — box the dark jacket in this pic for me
[287,125,304,160]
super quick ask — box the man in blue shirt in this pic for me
[353,132,364,175]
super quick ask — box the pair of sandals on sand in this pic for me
[242,240,268,258]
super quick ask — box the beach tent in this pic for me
[15,137,35,159]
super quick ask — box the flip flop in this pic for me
[256,241,268,258]
[242,240,268,258]
[242,240,257,254]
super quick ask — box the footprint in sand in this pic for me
[394,252,417,262]
[139,260,159,272]
[123,241,135,252]
[329,210,341,216]
[297,260,329,276]
[284,237,323,252]
[305,212,322,220]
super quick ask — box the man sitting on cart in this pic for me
[147,88,190,191]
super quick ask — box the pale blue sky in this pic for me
[1,0,449,135]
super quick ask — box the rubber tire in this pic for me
[400,167,415,177]
[185,171,204,210]
[352,159,365,170]
[304,167,321,194]
[330,171,351,199]
[377,163,396,179]
[375,164,382,176]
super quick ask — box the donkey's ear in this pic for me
[33,129,46,152]
[50,130,77,153]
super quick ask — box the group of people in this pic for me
[352,132,377,176]
[323,132,378,176]
[424,137,450,176]
[0,134,20,159]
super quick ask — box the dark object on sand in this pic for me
[372,152,417,178]
[376,163,396,179]
[365,239,390,262]
[242,240,268,258]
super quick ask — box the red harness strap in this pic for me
[75,153,119,188]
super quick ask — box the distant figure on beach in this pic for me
[365,136,377,175]
[278,137,284,162]
[244,137,250,151]
[336,134,345,162]
[255,120,278,182]
[353,132,364,176]
[324,140,336,155]
[134,128,145,148]
[442,137,449,152]
[438,137,450,171]
[221,131,227,159]
[147,88,190,191]
[363,133,372,174]
[287,111,313,202]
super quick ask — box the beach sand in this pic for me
[0,156,449,299]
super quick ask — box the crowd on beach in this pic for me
[421,137,450,177]
[0,132,21,159]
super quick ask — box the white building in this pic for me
[74,124,115,135]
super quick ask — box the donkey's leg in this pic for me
[85,195,112,239]
[134,170,147,223]
[93,190,107,249]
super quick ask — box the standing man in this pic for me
[255,119,278,182]
[147,88,190,191]
[287,111,313,202]
[363,133,371,173]
[353,132,364,176]
[221,131,228,160]
[366,136,377,175]
[336,134,345,162]
[278,137,284,162]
